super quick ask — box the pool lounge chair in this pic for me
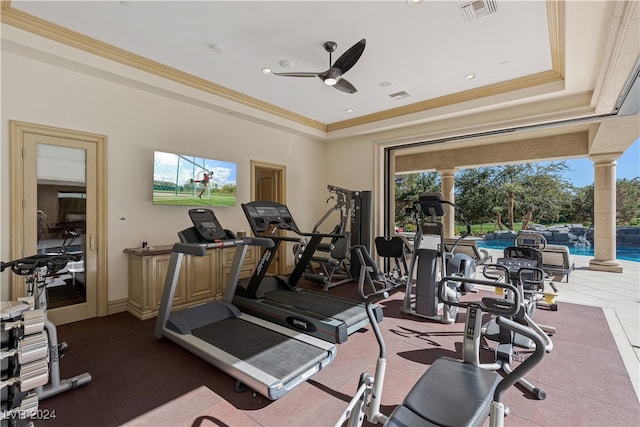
[443,238,493,265]
[541,244,575,282]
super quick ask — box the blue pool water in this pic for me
[477,240,640,263]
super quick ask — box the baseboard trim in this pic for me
[107,298,128,315]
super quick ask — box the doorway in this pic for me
[10,121,107,325]
[251,160,286,275]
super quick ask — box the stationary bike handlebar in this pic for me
[1,253,82,276]
[437,276,521,317]
[365,290,389,359]
[483,263,546,286]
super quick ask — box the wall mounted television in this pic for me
[153,150,237,206]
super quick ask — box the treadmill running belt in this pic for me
[192,318,328,384]
[265,290,366,327]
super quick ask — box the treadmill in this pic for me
[230,201,383,344]
[154,208,336,400]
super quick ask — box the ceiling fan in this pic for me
[273,38,366,94]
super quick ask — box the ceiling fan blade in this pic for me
[331,39,366,75]
[333,78,357,94]
[272,72,320,78]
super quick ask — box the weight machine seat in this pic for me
[375,236,409,276]
[386,357,500,427]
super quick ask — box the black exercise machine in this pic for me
[294,185,372,290]
[352,235,411,300]
[230,201,383,344]
[293,185,354,290]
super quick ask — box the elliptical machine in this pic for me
[401,192,476,323]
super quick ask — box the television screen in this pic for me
[153,151,237,206]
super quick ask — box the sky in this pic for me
[556,138,639,188]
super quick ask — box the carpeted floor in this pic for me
[33,281,639,427]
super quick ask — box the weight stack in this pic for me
[1,301,48,427]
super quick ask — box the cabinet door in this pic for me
[126,255,148,316]
[153,254,187,310]
[187,251,220,301]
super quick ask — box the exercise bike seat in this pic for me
[386,356,500,427]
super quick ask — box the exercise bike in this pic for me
[1,251,92,403]
[335,277,548,427]
[401,192,476,324]
[513,232,560,311]
[479,260,555,400]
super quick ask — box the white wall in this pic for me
[1,49,327,303]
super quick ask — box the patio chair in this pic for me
[541,244,575,282]
[443,238,493,265]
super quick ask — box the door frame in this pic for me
[250,160,286,274]
[10,120,108,317]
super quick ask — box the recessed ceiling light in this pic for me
[464,74,476,80]
[345,108,354,113]
[407,0,424,5]
[261,68,272,74]
[379,81,393,88]
[120,1,131,8]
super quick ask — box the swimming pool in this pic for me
[477,240,640,263]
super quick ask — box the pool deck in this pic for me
[484,248,640,402]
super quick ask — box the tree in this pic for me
[520,162,573,225]
[454,168,499,225]
[492,165,529,230]
[394,172,439,230]
[616,178,640,225]
[394,161,634,232]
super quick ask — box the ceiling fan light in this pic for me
[324,77,338,86]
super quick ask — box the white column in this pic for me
[589,154,623,273]
[439,168,457,238]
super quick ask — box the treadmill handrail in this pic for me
[276,222,346,240]
[172,238,275,257]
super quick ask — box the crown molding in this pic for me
[2,1,566,136]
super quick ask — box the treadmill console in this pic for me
[242,201,298,235]
[188,209,227,241]
[515,233,547,250]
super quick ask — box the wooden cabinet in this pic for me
[124,244,256,320]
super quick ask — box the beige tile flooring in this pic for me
[484,248,640,402]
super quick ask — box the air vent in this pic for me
[459,0,498,22]
[389,91,411,100]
